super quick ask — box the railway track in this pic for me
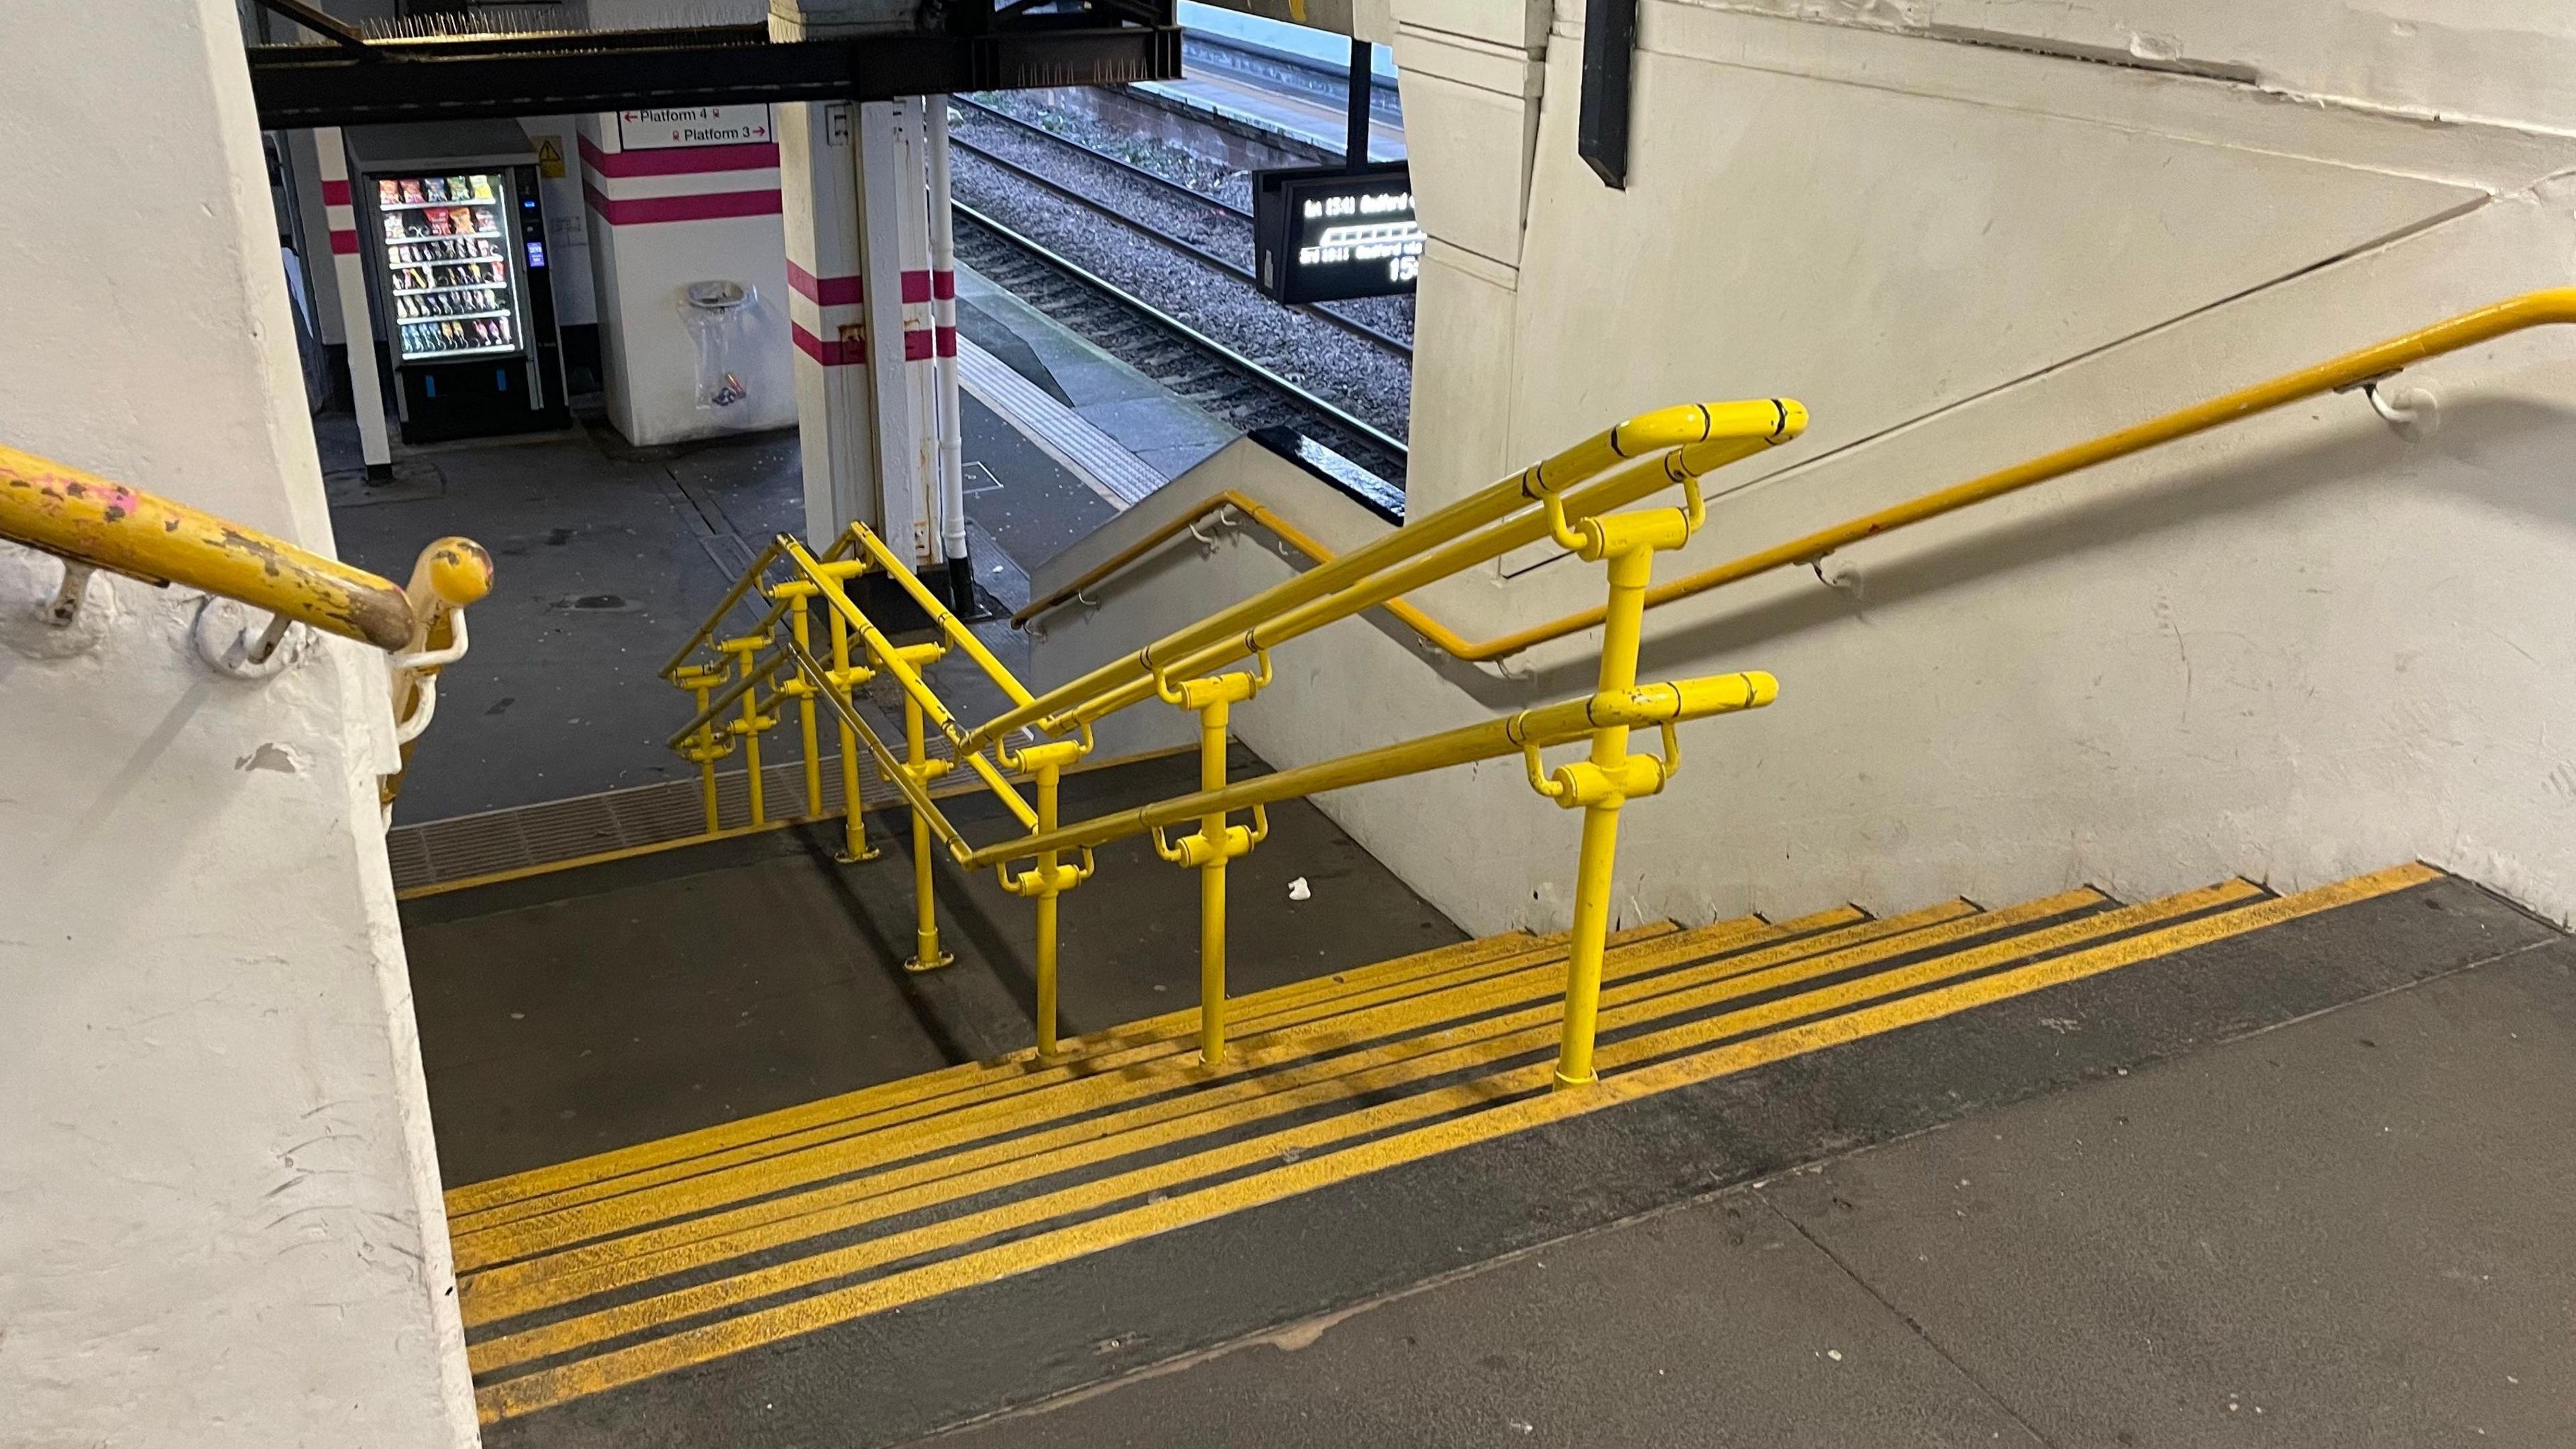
[953,203,1410,486]
[947,98,1413,360]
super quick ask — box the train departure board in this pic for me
[1252,162,1424,305]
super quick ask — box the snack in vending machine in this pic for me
[425,178,449,203]
[471,175,494,201]
[378,178,399,205]
[429,210,452,237]
[382,215,403,241]
[451,176,473,201]
[400,179,424,205]
[471,208,495,235]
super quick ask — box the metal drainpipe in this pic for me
[925,98,970,576]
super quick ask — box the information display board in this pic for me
[1252,162,1423,305]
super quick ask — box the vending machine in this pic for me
[348,123,568,443]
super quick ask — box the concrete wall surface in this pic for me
[578,113,798,447]
[1033,5,2576,938]
[0,3,478,1445]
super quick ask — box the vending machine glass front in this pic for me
[373,171,523,362]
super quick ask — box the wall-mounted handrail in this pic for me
[1018,288,2576,664]
[1,441,492,813]
[1,441,423,651]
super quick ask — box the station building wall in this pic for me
[577,112,798,447]
[1035,0,2576,935]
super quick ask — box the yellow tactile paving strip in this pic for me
[458,863,2438,1424]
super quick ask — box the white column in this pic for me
[857,99,936,566]
[926,97,969,568]
[315,125,395,475]
[780,98,885,547]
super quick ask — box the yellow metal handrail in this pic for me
[962,400,1804,750]
[1,441,493,811]
[1017,288,2576,663]
[661,395,1805,1083]
[0,441,453,652]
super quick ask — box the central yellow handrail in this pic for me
[1017,287,2576,663]
[961,400,1804,751]
[659,396,1806,1081]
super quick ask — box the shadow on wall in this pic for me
[1395,396,2576,704]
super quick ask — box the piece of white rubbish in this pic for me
[1288,877,1311,901]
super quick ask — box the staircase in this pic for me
[447,861,2442,1428]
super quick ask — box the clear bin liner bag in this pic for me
[684,280,755,414]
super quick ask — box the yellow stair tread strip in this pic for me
[450,914,1828,1265]
[453,906,1906,1273]
[455,902,1990,1319]
[447,921,1697,1244]
[445,928,1548,1217]
[472,863,2434,1424]
[464,884,2152,1358]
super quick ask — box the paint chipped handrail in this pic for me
[0,440,437,652]
[1018,287,2576,663]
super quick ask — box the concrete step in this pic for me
[451,862,2485,1435]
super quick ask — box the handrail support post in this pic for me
[1535,504,1697,1090]
[1151,662,1273,1066]
[822,568,882,863]
[720,636,775,828]
[998,738,1093,1058]
[780,586,826,821]
[894,640,956,973]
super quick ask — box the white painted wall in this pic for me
[0,3,477,1444]
[1032,0,2576,937]
[578,115,798,447]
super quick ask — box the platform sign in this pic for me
[618,105,773,150]
[1252,162,1422,305]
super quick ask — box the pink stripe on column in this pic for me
[578,135,781,178]
[900,270,932,304]
[793,321,867,367]
[585,182,783,226]
[321,178,353,205]
[934,325,958,358]
[786,259,866,308]
[931,270,955,301]
[902,327,933,362]
[329,229,359,254]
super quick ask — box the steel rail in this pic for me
[951,96,1252,219]
[948,99,1413,358]
[952,201,1409,461]
[947,134,1414,362]
[1012,286,2576,665]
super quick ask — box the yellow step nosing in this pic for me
[458,896,2080,1319]
[455,909,1923,1320]
[1590,877,2266,1075]
[476,865,2435,1423]
[447,921,1740,1267]
[443,929,1544,1218]
[452,908,1890,1272]
[445,927,1665,1245]
[464,879,2178,1381]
